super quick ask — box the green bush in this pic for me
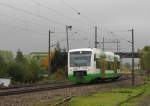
[139,46,150,75]
[0,49,45,84]
[0,47,67,84]
[7,62,25,83]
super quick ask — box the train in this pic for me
[68,48,121,83]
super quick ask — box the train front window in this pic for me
[70,51,91,67]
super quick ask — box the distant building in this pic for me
[29,50,66,61]
[29,52,48,61]
[0,77,11,87]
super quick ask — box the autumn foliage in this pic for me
[41,45,67,75]
[41,52,54,69]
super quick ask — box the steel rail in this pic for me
[0,81,70,90]
[0,75,132,96]
[0,82,75,96]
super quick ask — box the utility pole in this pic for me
[48,30,51,77]
[66,25,69,53]
[66,25,72,52]
[128,28,135,86]
[131,28,135,86]
[102,37,104,51]
[116,39,120,52]
[95,26,98,48]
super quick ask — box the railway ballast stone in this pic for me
[0,75,144,106]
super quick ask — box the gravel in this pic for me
[0,75,144,106]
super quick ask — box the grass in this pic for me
[68,77,150,106]
[68,84,146,106]
[120,77,150,106]
[34,77,150,106]
[70,93,128,106]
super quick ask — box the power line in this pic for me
[0,2,94,39]
[110,31,132,43]
[29,0,96,36]
[0,2,65,26]
[102,29,132,52]
[29,0,92,28]
[0,21,48,35]
[0,1,95,48]
[60,0,80,14]
[0,14,52,28]
[100,27,132,44]
[104,28,128,42]
[78,14,97,26]
[51,36,88,48]
[58,0,97,25]
[97,37,120,52]
[0,20,66,37]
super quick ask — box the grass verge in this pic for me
[68,84,147,106]
[34,77,150,106]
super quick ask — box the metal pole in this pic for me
[95,26,97,48]
[102,37,104,51]
[66,25,69,52]
[116,39,119,52]
[48,30,51,76]
[131,28,135,86]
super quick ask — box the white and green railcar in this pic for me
[68,48,121,83]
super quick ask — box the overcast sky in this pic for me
[0,0,150,54]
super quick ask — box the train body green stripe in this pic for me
[68,74,99,83]
[68,71,120,83]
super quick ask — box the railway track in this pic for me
[0,81,75,96]
[0,81,71,90]
[0,75,131,97]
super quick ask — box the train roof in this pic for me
[69,48,120,58]
[105,52,115,56]
[69,48,103,52]
[69,48,94,52]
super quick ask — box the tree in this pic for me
[15,49,26,63]
[0,49,47,84]
[0,50,14,62]
[0,50,14,76]
[41,46,67,78]
[25,59,42,82]
[56,41,60,50]
[0,54,8,76]
[51,43,67,73]
[41,52,54,70]
[139,46,150,75]
[7,62,25,83]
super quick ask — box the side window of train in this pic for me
[96,58,101,68]
[94,54,96,61]
[117,62,120,69]
[110,62,114,70]
[94,54,99,68]
[107,62,111,70]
